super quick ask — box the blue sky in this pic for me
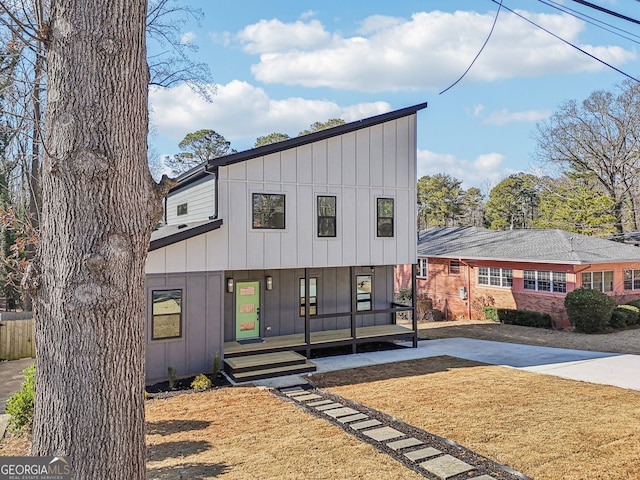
[148,0,639,189]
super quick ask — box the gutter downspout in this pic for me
[460,259,473,320]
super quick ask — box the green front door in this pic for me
[235,281,260,339]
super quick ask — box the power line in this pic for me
[568,0,640,25]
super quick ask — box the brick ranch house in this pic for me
[396,226,640,329]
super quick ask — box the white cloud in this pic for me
[481,108,553,125]
[236,11,636,92]
[299,10,317,21]
[417,149,517,189]
[181,31,196,45]
[149,81,392,147]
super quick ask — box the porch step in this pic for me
[224,351,316,383]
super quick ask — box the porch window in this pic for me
[252,193,285,229]
[177,203,188,216]
[449,260,461,275]
[478,267,513,288]
[624,269,640,291]
[151,289,182,340]
[524,270,567,293]
[582,271,613,292]
[417,258,428,278]
[376,198,394,237]
[356,275,372,311]
[317,196,336,237]
[300,278,317,316]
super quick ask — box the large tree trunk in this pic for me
[29,1,160,478]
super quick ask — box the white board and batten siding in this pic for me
[146,115,418,275]
[165,176,216,225]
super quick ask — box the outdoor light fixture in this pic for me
[266,276,273,291]
[227,278,234,293]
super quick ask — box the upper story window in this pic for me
[317,196,337,237]
[252,193,285,229]
[376,198,394,237]
[524,270,567,293]
[478,267,513,288]
[356,275,372,311]
[417,258,428,278]
[177,203,188,216]
[151,289,182,340]
[299,278,317,316]
[624,269,640,291]
[449,260,461,275]
[582,271,613,293]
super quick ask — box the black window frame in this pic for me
[252,193,286,230]
[376,198,394,237]
[356,274,372,311]
[177,203,188,216]
[151,289,183,340]
[317,195,337,238]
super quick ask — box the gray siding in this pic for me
[166,176,216,225]
[145,271,223,382]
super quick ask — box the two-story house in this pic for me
[144,103,427,382]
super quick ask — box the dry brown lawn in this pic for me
[310,355,640,480]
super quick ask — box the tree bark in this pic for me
[30,1,160,479]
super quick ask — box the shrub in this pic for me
[564,288,615,333]
[493,308,553,329]
[610,304,640,328]
[625,299,640,310]
[6,363,35,432]
[471,294,495,320]
[191,373,212,391]
[484,306,499,322]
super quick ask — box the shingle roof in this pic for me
[418,226,640,265]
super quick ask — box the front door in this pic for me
[235,281,260,339]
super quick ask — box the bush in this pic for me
[492,308,553,329]
[564,288,615,333]
[191,373,212,391]
[6,363,35,432]
[484,306,498,322]
[471,294,495,320]
[610,304,640,328]
[625,299,640,310]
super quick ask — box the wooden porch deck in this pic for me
[224,324,415,357]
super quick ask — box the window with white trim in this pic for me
[417,258,428,278]
[624,269,640,291]
[449,260,461,275]
[523,270,566,293]
[478,267,513,288]
[582,271,613,292]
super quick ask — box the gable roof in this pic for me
[418,226,640,265]
[170,102,428,193]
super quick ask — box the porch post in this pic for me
[412,263,418,348]
[350,266,357,354]
[304,268,311,358]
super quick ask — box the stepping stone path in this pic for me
[279,386,532,480]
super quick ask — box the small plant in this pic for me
[212,352,221,376]
[167,365,177,389]
[6,363,35,432]
[564,288,615,333]
[191,373,212,391]
[484,306,499,322]
[471,294,495,320]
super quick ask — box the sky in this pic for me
[148,0,640,190]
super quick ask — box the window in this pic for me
[417,258,428,278]
[317,196,336,237]
[252,193,285,229]
[478,267,513,288]
[376,198,394,237]
[356,275,372,311]
[177,203,187,216]
[524,270,567,293]
[582,271,613,292]
[624,269,640,291]
[449,260,461,275]
[300,278,317,316]
[152,289,182,340]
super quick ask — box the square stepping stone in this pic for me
[469,476,497,480]
[315,403,343,411]
[362,426,404,442]
[419,455,475,479]
[350,419,382,430]
[404,447,441,461]
[324,407,360,418]
[336,413,368,423]
[292,393,322,401]
[306,399,334,407]
[387,438,423,451]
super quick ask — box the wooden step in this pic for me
[224,351,308,374]
[228,361,317,383]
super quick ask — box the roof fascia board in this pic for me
[149,219,223,251]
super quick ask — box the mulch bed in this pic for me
[145,373,230,400]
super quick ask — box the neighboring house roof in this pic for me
[418,226,640,265]
[170,102,428,193]
[149,219,223,251]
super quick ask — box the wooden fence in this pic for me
[0,318,35,361]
